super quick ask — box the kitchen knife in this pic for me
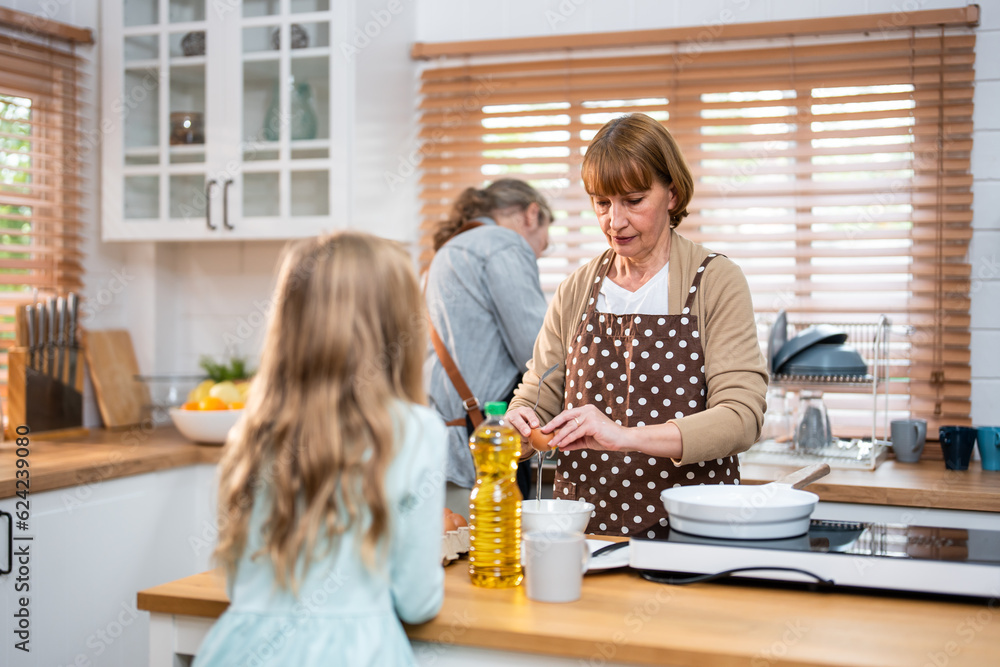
[47,296,57,378]
[36,301,47,376]
[66,293,79,389]
[24,304,35,370]
[56,296,66,383]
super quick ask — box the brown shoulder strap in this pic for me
[428,318,484,429]
[425,218,488,430]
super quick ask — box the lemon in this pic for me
[209,380,242,405]
[188,379,216,403]
[235,379,250,400]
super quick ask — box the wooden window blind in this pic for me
[415,8,977,437]
[0,10,91,414]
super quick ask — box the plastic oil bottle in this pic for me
[468,401,523,588]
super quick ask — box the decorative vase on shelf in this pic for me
[271,23,309,50]
[263,80,318,142]
[180,31,205,56]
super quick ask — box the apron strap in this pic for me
[682,253,722,314]
[585,252,615,307]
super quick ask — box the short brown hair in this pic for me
[581,113,693,227]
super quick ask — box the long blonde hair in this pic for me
[214,231,426,591]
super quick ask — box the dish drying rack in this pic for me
[742,315,892,471]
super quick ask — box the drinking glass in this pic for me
[761,388,795,449]
[795,390,832,451]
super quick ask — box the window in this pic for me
[0,9,91,422]
[415,8,977,436]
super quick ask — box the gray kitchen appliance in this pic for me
[629,519,1000,599]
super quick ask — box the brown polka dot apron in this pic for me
[555,251,739,537]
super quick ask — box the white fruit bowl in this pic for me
[169,407,243,445]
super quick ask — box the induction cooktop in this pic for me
[629,519,1000,598]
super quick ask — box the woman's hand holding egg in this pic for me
[506,406,549,457]
[547,404,629,453]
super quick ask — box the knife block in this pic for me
[6,345,86,439]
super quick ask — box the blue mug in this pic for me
[978,427,1000,472]
[939,426,977,471]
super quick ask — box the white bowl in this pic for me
[522,499,595,536]
[169,407,242,445]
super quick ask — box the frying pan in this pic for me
[659,464,830,540]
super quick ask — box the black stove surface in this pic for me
[643,519,1000,566]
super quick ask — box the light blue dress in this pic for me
[194,403,447,666]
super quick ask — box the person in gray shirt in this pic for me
[423,179,553,501]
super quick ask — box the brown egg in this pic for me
[445,514,456,532]
[528,427,556,451]
[443,508,454,534]
[451,513,468,529]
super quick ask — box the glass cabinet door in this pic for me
[120,0,209,230]
[106,0,347,239]
[237,0,332,227]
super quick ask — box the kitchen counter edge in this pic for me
[0,425,223,498]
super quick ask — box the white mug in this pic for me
[523,531,590,603]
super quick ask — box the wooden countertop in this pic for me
[0,426,222,498]
[740,460,1000,513]
[138,559,1000,667]
[2,426,999,512]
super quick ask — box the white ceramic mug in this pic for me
[523,531,590,603]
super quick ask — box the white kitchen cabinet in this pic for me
[0,464,218,667]
[101,0,417,242]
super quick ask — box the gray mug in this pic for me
[891,418,927,463]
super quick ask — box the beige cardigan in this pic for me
[509,229,768,466]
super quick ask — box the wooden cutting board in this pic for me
[83,329,150,428]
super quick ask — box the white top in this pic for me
[597,262,670,315]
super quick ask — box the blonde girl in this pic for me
[195,232,447,666]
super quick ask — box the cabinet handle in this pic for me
[222,179,234,230]
[0,509,11,575]
[205,179,219,230]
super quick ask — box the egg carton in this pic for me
[441,526,470,565]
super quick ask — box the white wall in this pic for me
[4,0,996,424]
[966,0,1000,423]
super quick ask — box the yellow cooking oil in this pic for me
[468,401,523,588]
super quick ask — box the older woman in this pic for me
[507,113,767,537]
